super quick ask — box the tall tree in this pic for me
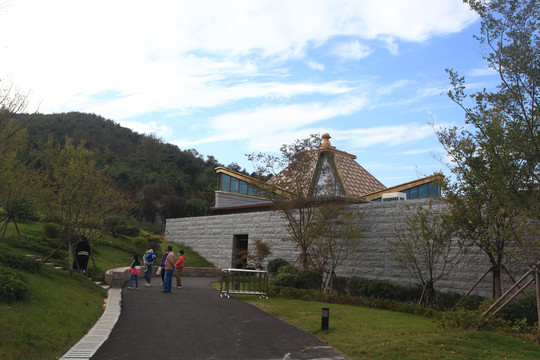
[437,0,540,297]
[311,202,364,291]
[39,137,133,273]
[248,135,324,269]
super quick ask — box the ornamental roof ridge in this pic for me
[309,133,357,159]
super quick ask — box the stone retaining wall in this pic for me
[104,267,221,288]
[165,199,529,297]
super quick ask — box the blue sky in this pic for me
[0,1,495,187]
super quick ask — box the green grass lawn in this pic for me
[0,265,107,360]
[243,297,540,360]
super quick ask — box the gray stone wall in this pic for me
[165,199,527,297]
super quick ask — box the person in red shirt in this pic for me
[175,250,185,288]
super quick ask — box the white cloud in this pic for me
[468,66,497,77]
[307,61,325,71]
[332,124,435,149]
[117,121,173,138]
[331,40,373,60]
[175,93,370,149]
[0,0,477,119]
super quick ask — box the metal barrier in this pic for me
[219,268,269,299]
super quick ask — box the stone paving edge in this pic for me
[59,288,122,360]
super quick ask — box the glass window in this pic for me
[248,185,256,196]
[429,182,439,197]
[230,177,239,193]
[402,189,410,200]
[419,183,428,198]
[239,181,248,195]
[221,174,230,192]
[409,186,419,199]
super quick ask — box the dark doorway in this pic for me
[233,234,248,268]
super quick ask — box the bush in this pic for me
[278,264,298,275]
[108,218,140,237]
[455,294,486,311]
[132,236,150,255]
[295,269,322,290]
[497,291,538,327]
[0,265,28,302]
[41,223,62,239]
[432,291,462,311]
[0,254,42,273]
[273,273,297,288]
[267,258,290,276]
[139,221,163,235]
[441,309,510,331]
[6,235,67,259]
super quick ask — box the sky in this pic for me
[0,0,496,187]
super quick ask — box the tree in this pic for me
[0,80,29,156]
[437,0,540,297]
[248,134,325,269]
[0,153,38,240]
[311,203,364,292]
[235,238,273,270]
[39,137,134,273]
[389,201,465,305]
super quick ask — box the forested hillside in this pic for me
[16,112,223,223]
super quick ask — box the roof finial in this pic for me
[321,133,331,148]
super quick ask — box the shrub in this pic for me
[0,265,28,302]
[295,269,322,290]
[432,291,462,311]
[108,218,140,236]
[0,254,42,273]
[273,273,297,288]
[6,235,67,259]
[267,258,290,276]
[497,291,538,326]
[278,264,298,275]
[132,236,150,255]
[41,223,62,239]
[455,294,486,311]
[440,309,510,331]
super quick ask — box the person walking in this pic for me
[73,236,91,274]
[175,250,185,288]
[159,251,167,285]
[143,249,156,287]
[162,246,176,293]
[128,254,141,290]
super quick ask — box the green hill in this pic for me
[16,112,223,222]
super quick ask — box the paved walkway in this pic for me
[62,277,349,360]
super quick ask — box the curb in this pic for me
[59,288,122,360]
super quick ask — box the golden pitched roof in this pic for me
[269,133,386,197]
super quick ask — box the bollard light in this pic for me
[322,307,330,330]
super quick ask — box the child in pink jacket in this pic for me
[128,254,141,289]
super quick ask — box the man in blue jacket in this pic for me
[143,248,156,287]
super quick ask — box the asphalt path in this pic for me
[90,277,349,360]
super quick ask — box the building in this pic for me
[166,133,506,296]
[213,133,441,214]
